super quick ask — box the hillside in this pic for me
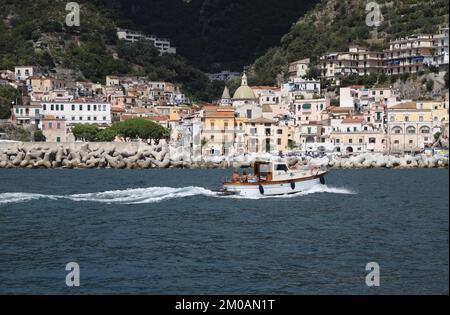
[93,0,319,72]
[0,0,222,101]
[249,0,449,85]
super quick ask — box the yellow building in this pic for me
[30,76,53,93]
[201,106,236,156]
[387,102,434,153]
[426,100,449,136]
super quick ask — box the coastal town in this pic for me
[0,27,449,165]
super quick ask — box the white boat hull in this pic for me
[223,176,324,198]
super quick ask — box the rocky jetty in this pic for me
[0,142,170,169]
[0,141,448,169]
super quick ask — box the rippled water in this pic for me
[0,169,448,294]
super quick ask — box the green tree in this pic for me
[111,119,169,143]
[0,86,21,119]
[72,124,99,142]
[95,128,117,142]
[426,79,434,92]
[34,129,46,142]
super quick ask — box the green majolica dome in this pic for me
[232,73,256,100]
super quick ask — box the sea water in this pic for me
[0,169,448,294]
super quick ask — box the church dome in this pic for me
[232,73,256,100]
[233,85,256,100]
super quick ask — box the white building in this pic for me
[36,101,112,127]
[116,28,176,54]
[208,71,240,81]
[433,26,449,72]
[15,66,37,81]
[289,58,310,80]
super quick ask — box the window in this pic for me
[56,137,61,143]
[56,122,61,129]
[246,109,252,119]
[406,126,416,134]
[349,139,353,144]
[87,105,91,111]
[56,104,59,111]
[420,127,430,134]
[72,105,75,111]
[79,105,83,111]
[211,135,215,141]
[359,138,363,143]
[51,104,54,111]
[392,126,402,134]
[369,138,376,144]
[277,139,282,145]
[210,122,215,130]
[103,116,106,121]
[302,103,312,110]
[404,115,409,122]
[277,129,283,135]
[93,105,97,111]
[48,122,53,128]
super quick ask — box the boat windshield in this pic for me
[275,164,288,172]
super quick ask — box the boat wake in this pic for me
[0,185,356,205]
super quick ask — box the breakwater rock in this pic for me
[0,142,448,169]
[0,142,170,169]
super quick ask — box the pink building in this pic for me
[41,115,67,142]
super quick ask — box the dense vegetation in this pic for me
[0,86,22,119]
[72,118,170,142]
[249,0,449,85]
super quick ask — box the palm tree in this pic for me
[201,137,208,160]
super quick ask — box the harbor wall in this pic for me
[0,141,448,169]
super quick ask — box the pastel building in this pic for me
[292,98,329,125]
[387,102,434,153]
[201,106,236,156]
[384,34,435,75]
[245,117,289,153]
[41,115,67,142]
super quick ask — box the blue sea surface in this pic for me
[0,169,448,294]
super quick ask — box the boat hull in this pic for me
[223,173,326,197]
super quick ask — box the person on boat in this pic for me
[231,170,240,183]
[241,171,248,183]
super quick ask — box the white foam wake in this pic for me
[67,186,217,204]
[0,185,355,205]
[0,192,59,205]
